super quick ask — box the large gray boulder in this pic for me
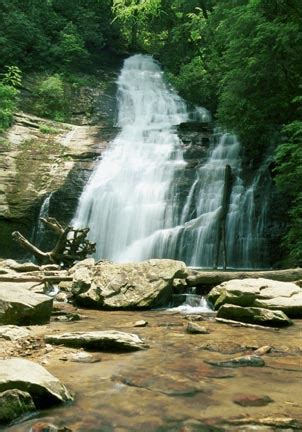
[207,278,302,318]
[45,330,148,352]
[0,358,73,407]
[70,259,188,309]
[0,283,53,325]
[216,304,293,327]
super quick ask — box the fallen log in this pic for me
[187,268,302,286]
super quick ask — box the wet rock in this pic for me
[0,389,35,424]
[254,345,271,356]
[0,358,73,406]
[199,342,244,355]
[29,422,73,432]
[72,259,188,309]
[68,351,101,363]
[186,322,209,334]
[0,325,31,340]
[45,330,148,351]
[133,320,148,327]
[0,283,53,325]
[233,394,273,407]
[216,304,293,327]
[207,354,265,368]
[113,371,210,397]
[208,278,302,317]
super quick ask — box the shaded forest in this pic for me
[0,0,301,265]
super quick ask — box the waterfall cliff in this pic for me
[74,54,271,268]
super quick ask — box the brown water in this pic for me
[4,305,302,431]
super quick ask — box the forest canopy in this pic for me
[0,0,301,265]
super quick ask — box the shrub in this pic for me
[34,74,66,120]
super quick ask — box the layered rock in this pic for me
[45,330,148,352]
[216,304,293,327]
[69,259,188,309]
[0,64,120,258]
[208,278,302,318]
[0,282,53,325]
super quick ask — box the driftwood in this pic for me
[215,317,280,331]
[12,217,96,268]
[214,164,233,270]
[187,268,302,286]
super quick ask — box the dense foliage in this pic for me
[0,0,301,264]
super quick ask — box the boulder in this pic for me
[45,331,148,352]
[186,322,209,334]
[71,259,188,309]
[0,358,73,407]
[216,304,293,327]
[0,283,53,325]
[207,278,302,317]
[0,389,35,424]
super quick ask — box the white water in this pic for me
[170,288,212,314]
[35,193,53,246]
[74,54,191,261]
[74,54,270,268]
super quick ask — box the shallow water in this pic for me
[5,305,302,432]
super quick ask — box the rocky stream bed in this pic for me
[0,259,302,431]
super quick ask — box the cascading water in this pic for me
[33,193,53,247]
[74,54,190,261]
[74,54,270,268]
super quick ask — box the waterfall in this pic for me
[74,54,190,261]
[74,54,270,268]
[34,193,53,246]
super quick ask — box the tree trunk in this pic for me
[214,164,233,270]
[187,268,302,286]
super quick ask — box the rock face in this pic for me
[0,389,35,424]
[208,278,302,318]
[216,304,293,327]
[0,111,116,259]
[0,358,73,406]
[70,259,188,309]
[0,283,53,325]
[45,331,148,352]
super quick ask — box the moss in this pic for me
[38,123,58,134]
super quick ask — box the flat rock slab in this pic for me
[0,325,31,340]
[208,278,302,318]
[217,304,293,327]
[45,331,148,352]
[0,283,53,325]
[0,358,73,407]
